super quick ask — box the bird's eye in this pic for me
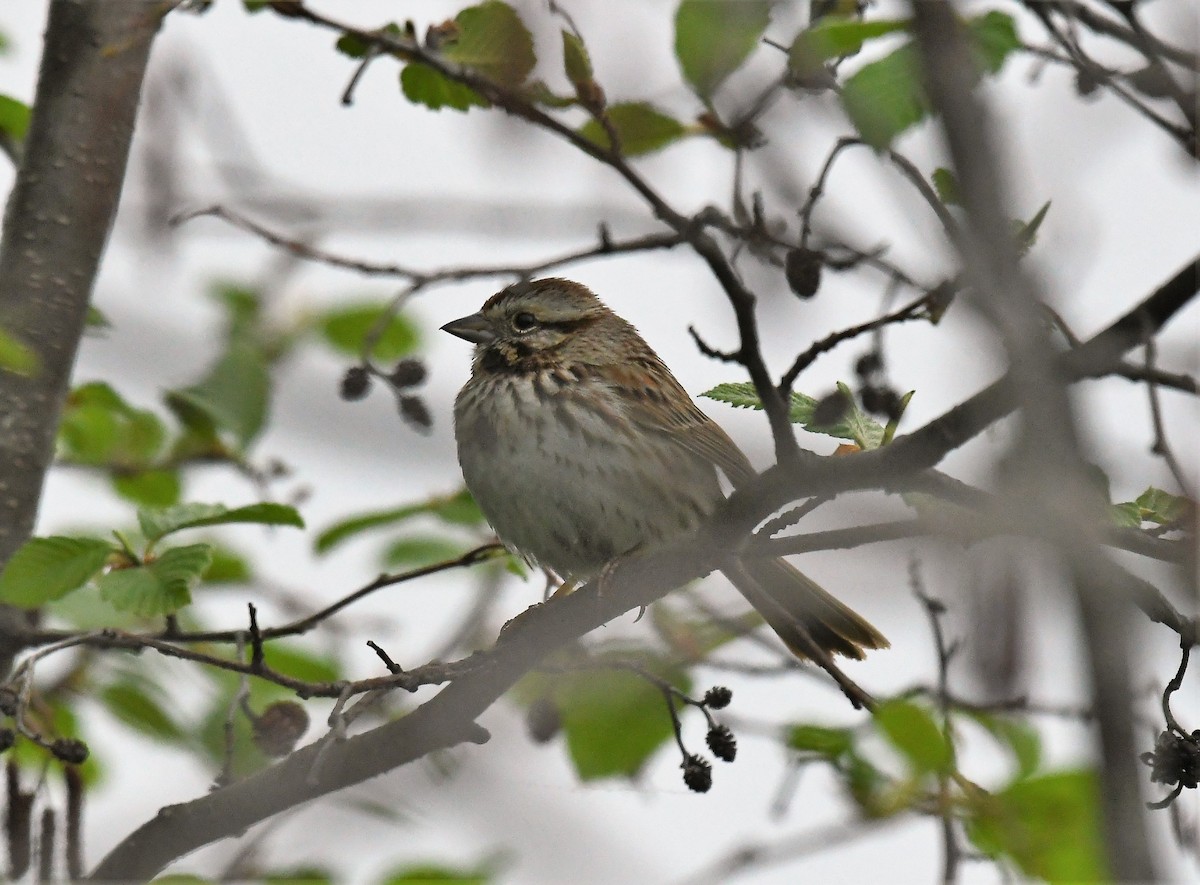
[512,312,537,331]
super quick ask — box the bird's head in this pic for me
[441,278,630,372]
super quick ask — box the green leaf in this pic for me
[674,0,772,100]
[931,167,962,207]
[138,502,304,545]
[335,33,372,59]
[789,17,908,69]
[701,381,885,449]
[880,389,915,445]
[968,712,1041,780]
[967,770,1107,882]
[561,30,592,85]
[0,93,30,142]
[210,282,264,341]
[263,869,333,885]
[261,642,342,684]
[58,382,166,467]
[0,537,113,607]
[1135,486,1191,525]
[381,865,490,885]
[578,102,688,156]
[0,325,37,375]
[523,79,578,108]
[444,1,536,86]
[701,381,766,411]
[844,750,889,816]
[555,662,689,780]
[1109,501,1143,528]
[382,536,468,569]
[99,543,213,616]
[840,12,1020,149]
[112,469,182,508]
[316,488,484,554]
[787,723,854,758]
[84,305,111,332]
[822,382,885,450]
[1015,200,1051,255]
[401,63,489,111]
[318,303,420,362]
[970,10,1021,74]
[100,680,185,741]
[842,42,925,149]
[874,698,952,774]
[165,341,270,447]
[401,1,534,110]
[202,545,253,584]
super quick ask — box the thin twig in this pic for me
[174,205,686,282]
[910,560,962,885]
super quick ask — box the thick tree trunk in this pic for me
[0,0,163,670]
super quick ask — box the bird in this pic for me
[442,278,887,660]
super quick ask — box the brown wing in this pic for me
[600,354,756,487]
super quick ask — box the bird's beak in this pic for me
[441,312,496,344]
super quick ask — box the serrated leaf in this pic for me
[0,325,37,375]
[1134,486,1191,525]
[112,469,182,508]
[931,167,962,207]
[316,488,483,554]
[165,341,270,447]
[138,502,304,544]
[701,381,885,449]
[0,537,113,607]
[701,381,767,410]
[318,303,420,362]
[967,770,1107,882]
[675,0,772,100]
[787,723,854,758]
[98,543,212,616]
[578,102,687,156]
[789,17,908,70]
[401,63,489,111]
[874,698,952,774]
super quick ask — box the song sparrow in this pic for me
[443,278,887,659]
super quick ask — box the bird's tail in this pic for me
[725,557,888,660]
